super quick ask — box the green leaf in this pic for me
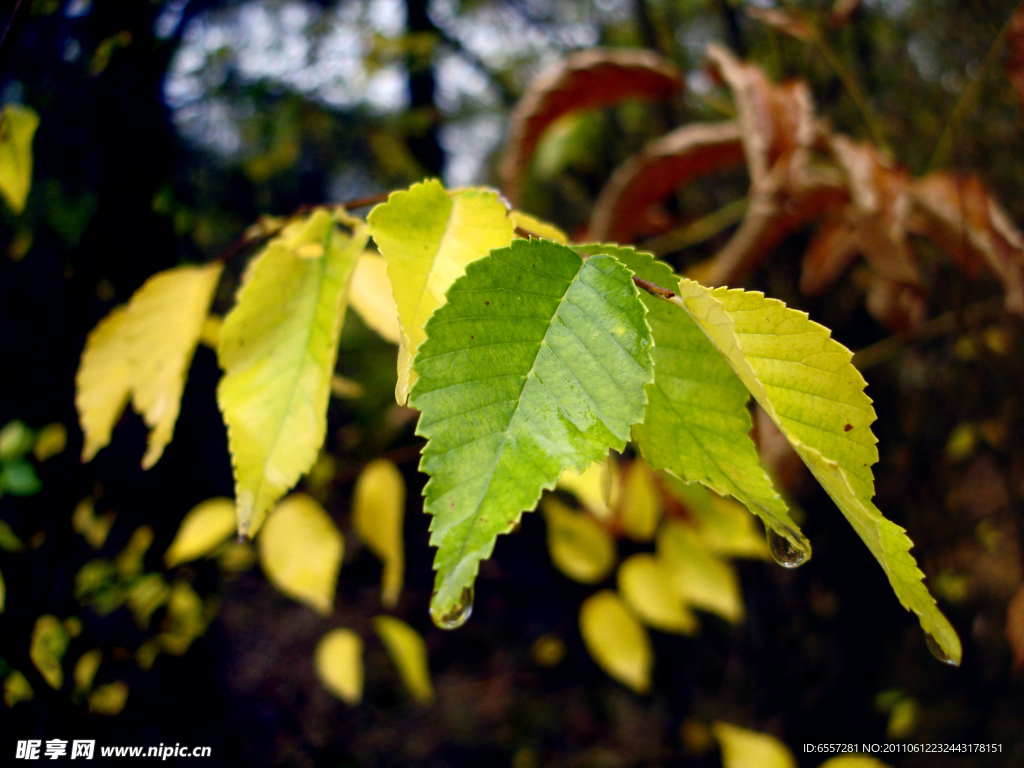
[217,210,366,536]
[411,239,654,625]
[672,278,961,665]
[0,104,39,214]
[576,244,807,557]
[367,179,515,403]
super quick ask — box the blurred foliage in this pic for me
[2,0,1024,766]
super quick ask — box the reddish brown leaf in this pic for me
[909,173,1024,314]
[705,44,816,194]
[500,49,684,204]
[864,278,927,333]
[587,122,745,243]
[800,219,861,295]
[1006,583,1024,672]
[1006,4,1024,110]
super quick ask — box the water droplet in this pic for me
[430,585,474,630]
[767,529,809,568]
[925,633,959,666]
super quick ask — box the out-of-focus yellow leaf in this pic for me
[314,628,364,705]
[510,210,568,242]
[258,494,343,614]
[886,697,918,739]
[73,649,102,694]
[619,461,661,540]
[557,456,619,521]
[820,757,895,768]
[367,180,515,403]
[164,497,237,567]
[33,423,67,461]
[530,634,567,667]
[617,554,698,635]
[0,519,24,552]
[126,263,223,469]
[199,315,222,349]
[72,498,115,550]
[330,375,365,399]
[0,104,39,213]
[76,306,133,462]
[88,681,129,715]
[352,459,405,608]
[115,526,154,578]
[218,210,365,537]
[4,670,33,706]
[127,573,171,628]
[373,615,433,704]
[76,263,222,467]
[712,721,796,768]
[542,497,616,584]
[30,615,70,689]
[657,520,744,623]
[579,590,651,693]
[688,488,770,560]
[349,252,400,344]
[159,581,213,656]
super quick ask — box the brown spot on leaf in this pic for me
[844,423,852,432]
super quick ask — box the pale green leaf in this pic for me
[0,104,39,213]
[373,615,434,703]
[712,722,796,768]
[367,179,515,403]
[576,244,807,557]
[542,496,616,584]
[617,553,699,635]
[410,240,654,624]
[164,497,237,567]
[673,278,961,664]
[76,306,133,462]
[258,494,343,615]
[126,263,223,469]
[352,459,405,608]
[315,629,363,705]
[218,210,366,536]
[30,615,70,689]
[579,590,651,693]
[657,519,744,623]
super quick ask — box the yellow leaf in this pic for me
[126,263,223,468]
[657,520,744,623]
[75,263,223,467]
[579,590,651,693]
[4,670,33,706]
[712,722,796,768]
[352,459,405,608]
[819,758,895,768]
[73,649,102,694]
[88,681,129,715]
[619,461,661,540]
[315,628,364,705]
[258,494,343,614]
[367,179,515,403]
[373,615,434,703]
[557,456,620,521]
[164,497,237,567]
[30,615,70,689]
[349,252,400,343]
[76,306,133,462]
[33,423,67,461]
[159,581,213,655]
[617,554,699,635]
[0,104,39,214]
[542,497,616,584]
[668,479,770,559]
[199,315,222,349]
[115,526,154,578]
[218,210,366,536]
[72,498,115,550]
[530,634,567,667]
[510,210,568,242]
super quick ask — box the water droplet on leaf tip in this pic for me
[925,633,959,666]
[430,585,474,630]
[766,529,809,568]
